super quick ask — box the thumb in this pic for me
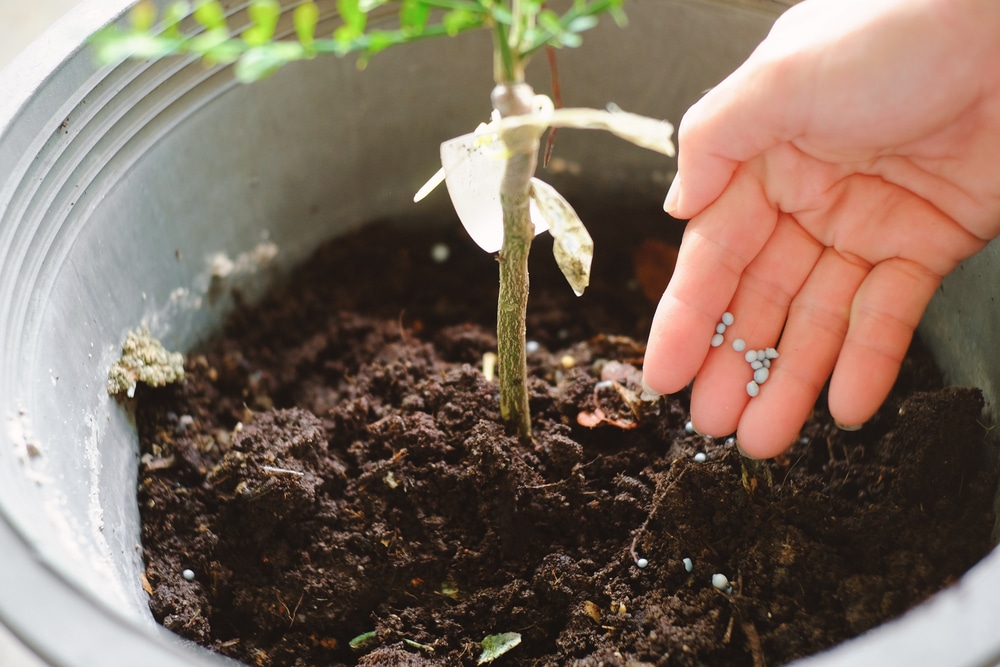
[663,148,739,220]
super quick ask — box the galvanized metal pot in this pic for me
[2,1,999,665]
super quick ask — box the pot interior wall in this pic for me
[1,1,999,666]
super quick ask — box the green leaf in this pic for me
[243,0,281,46]
[235,42,306,81]
[338,0,366,34]
[399,0,430,34]
[188,27,233,61]
[536,9,561,32]
[402,638,435,652]
[92,30,181,63]
[364,29,403,56]
[162,1,193,38]
[204,39,246,65]
[521,0,545,16]
[566,15,599,34]
[193,0,227,30]
[349,631,378,650]
[608,0,628,26]
[129,1,157,31]
[442,8,481,35]
[294,1,320,48]
[490,4,513,25]
[555,31,583,48]
[477,632,522,665]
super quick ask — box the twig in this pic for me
[739,616,766,667]
[261,465,304,476]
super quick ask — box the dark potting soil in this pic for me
[134,210,997,667]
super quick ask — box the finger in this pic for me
[662,117,739,220]
[827,258,940,427]
[644,165,777,394]
[665,43,805,219]
[736,249,870,458]
[687,213,822,437]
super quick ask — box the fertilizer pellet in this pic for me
[716,322,727,334]
[694,452,707,463]
[711,333,724,347]
[722,312,734,326]
[637,558,649,569]
[183,569,196,581]
[732,338,746,352]
[746,380,760,397]
[430,243,450,263]
[683,557,694,572]
[754,367,770,384]
[712,573,732,594]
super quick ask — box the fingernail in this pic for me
[663,176,681,216]
[640,376,661,400]
[734,439,758,460]
[835,420,863,432]
[690,422,708,438]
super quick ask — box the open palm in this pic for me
[643,0,1000,457]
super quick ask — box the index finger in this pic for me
[644,164,778,394]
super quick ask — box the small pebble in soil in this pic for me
[722,311,735,326]
[711,333,724,347]
[712,573,733,595]
[636,558,649,569]
[183,569,196,581]
[693,452,707,463]
[732,338,746,352]
[176,414,194,434]
[747,381,760,397]
[683,557,694,572]
[430,242,450,263]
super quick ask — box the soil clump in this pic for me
[134,214,997,666]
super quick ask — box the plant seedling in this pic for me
[93,0,674,440]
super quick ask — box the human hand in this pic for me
[643,0,1000,458]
